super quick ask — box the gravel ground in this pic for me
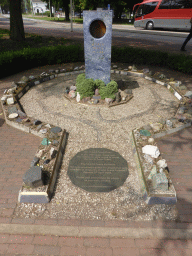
[13,71,180,221]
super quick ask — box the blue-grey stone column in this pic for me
[83,10,112,85]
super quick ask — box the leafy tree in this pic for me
[42,0,70,20]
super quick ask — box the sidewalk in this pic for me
[0,63,192,255]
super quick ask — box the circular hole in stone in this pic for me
[89,19,106,38]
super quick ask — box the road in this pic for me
[0,15,192,54]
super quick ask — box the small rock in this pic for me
[36,124,42,131]
[148,138,154,144]
[50,147,57,159]
[166,120,173,128]
[49,131,59,140]
[76,92,81,102]
[143,68,149,73]
[139,129,151,136]
[143,124,152,130]
[150,123,163,132]
[60,69,66,73]
[39,128,47,134]
[115,92,121,102]
[33,120,41,125]
[105,98,113,104]
[8,106,18,114]
[17,110,27,119]
[65,88,69,94]
[152,173,168,191]
[131,65,137,71]
[21,76,29,83]
[68,90,76,98]
[175,81,182,87]
[93,95,101,100]
[52,140,59,146]
[142,145,160,158]
[128,66,132,70]
[177,106,186,114]
[29,75,35,80]
[159,74,166,79]
[70,85,76,91]
[35,149,45,158]
[41,138,51,146]
[143,154,153,165]
[55,69,59,73]
[119,90,128,101]
[11,82,18,88]
[95,89,99,95]
[45,124,51,128]
[148,166,157,180]
[44,159,50,165]
[184,91,192,99]
[8,113,18,119]
[49,69,55,73]
[50,126,62,133]
[30,156,40,167]
[157,159,167,169]
[7,97,14,105]
[1,96,8,104]
[82,97,91,103]
[74,67,79,70]
[15,118,22,123]
[124,89,132,94]
[124,68,128,71]
[93,99,99,104]
[113,65,117,68]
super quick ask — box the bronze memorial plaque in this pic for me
[67,148,128,192]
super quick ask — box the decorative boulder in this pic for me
[142,145,160,158]
[23,166,43,188]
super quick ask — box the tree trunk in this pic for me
[63,0,69,21]
[9,0,25,41]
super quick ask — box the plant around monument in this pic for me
[99,81,118,100]
[75,74,118,100]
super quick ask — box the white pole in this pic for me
[70,0,73,32]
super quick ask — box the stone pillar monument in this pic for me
[83,9,112,85]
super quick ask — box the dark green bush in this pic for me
[99,81,118,99]
[94,79,105,89]
[76,77,95,99]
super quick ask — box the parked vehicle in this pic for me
[133,0,192,31]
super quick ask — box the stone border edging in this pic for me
[0,223,192,239]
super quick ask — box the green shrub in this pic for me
[76,74,95,99]
[94,79,105,89]
[99,80,118,99]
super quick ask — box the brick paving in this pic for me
[0,60,192,254]
[0,234,192,255]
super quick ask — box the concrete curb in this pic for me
[1,223,192,239]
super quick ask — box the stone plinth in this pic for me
[83,9,112,85]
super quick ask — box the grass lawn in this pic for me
[0,28,74,53]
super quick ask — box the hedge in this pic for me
[0,44,191,78]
